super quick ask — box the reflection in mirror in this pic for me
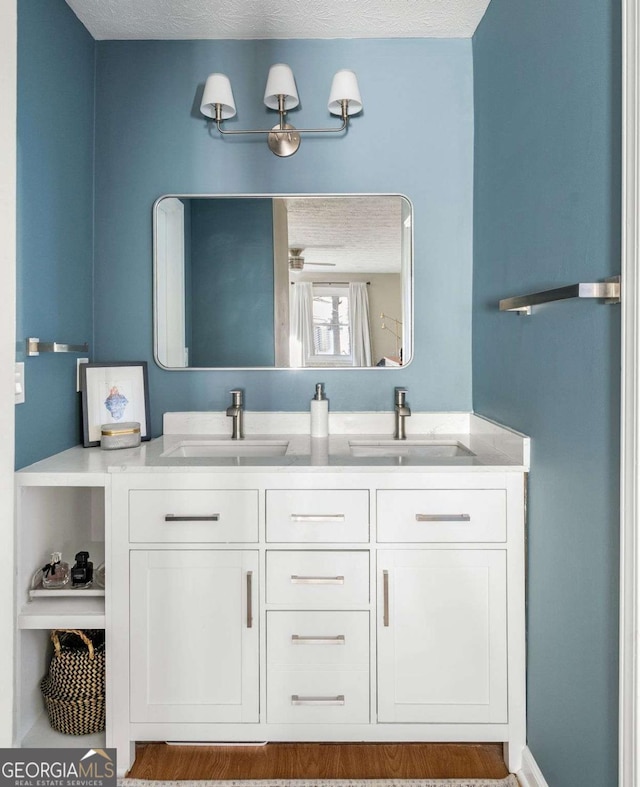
[154,194,412,369]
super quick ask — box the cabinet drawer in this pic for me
[377,489,506,543]
[267,669,369,724]
[129,490,258,543]
[266,490,369,543]
[266,551,369,607]
[268,611,369,668]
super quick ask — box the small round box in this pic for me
[100,421,141,450]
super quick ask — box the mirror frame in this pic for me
[153,193,414,371]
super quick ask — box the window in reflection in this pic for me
[311,287,351,362]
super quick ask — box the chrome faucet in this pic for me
[226,389,244,439]
[394,387,411,440]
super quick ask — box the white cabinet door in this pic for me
[130,550,259,723]
[377,549,507,724]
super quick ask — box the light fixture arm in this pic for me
[213,98,349,137]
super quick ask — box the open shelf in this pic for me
[18,597,105,629]
[21,712,106,749]
[15,483,109,754]
[29,587,105,599]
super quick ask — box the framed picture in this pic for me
[80,361,151,447]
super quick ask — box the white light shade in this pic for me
[264,63,299,110]
[328,69,363,116]
[200,73,236,120]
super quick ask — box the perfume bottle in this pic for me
[41,552,70,589]
[71,551,94,587]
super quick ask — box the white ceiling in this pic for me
[284,196,403,274]
[65,0,491,40]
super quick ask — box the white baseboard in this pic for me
[517,747,549,787]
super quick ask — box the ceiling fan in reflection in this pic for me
[288,248,337,271]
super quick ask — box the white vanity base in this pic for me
[14,413,528,779]
[109,468,526,777]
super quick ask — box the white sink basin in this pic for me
[349,440,474,458]
[161,440,290,458]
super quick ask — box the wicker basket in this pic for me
[41,629,105,735]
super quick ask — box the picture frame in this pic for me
[80,361,151,448]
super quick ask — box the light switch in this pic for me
[15,362,25,405]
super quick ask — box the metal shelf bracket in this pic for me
[499,275,621,315]
[27,338,90,356]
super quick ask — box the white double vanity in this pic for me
[14,411,529,776]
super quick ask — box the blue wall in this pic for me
[14,7,624,781]
[93,39,474,432]
[16,0,95,469]
[472,2,621,785]
[189,198,274,367]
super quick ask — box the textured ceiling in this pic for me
[65,0,491,40]
[284,196,403,274]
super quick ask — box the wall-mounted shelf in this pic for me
[499,276,621,315]
[27,338,89,356]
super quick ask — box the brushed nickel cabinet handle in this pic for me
[164,514,220,522]
[291,635,345,645]
[290,575,345,585]
[246,571,253,629]
[383,570,390,627]
[415,513,471,522]
[291,695,345,706]
[290,514,345,522]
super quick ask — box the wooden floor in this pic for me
[127,742,510,780]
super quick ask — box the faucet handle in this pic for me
[395,387,407,406]
[230,389,244,407]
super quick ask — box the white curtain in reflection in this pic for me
[290,282,314,367]
[349,282,372,367]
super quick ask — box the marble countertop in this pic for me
[16,412,530,479]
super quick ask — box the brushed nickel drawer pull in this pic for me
[415,513,471,523]
[246,571,253,629]
[164,514,220,522]
[290,575,345,585]
[291,635,345,645]
[290,514,346,522]
[291,694,345,706]
[383,570,390,627]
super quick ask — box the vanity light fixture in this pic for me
[200,64,363,157]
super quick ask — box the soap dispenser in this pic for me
[310,383,329,438]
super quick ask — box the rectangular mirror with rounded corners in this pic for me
[154,194,413,370]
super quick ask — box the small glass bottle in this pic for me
[71,551,94,587]
[41,551,70,589]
